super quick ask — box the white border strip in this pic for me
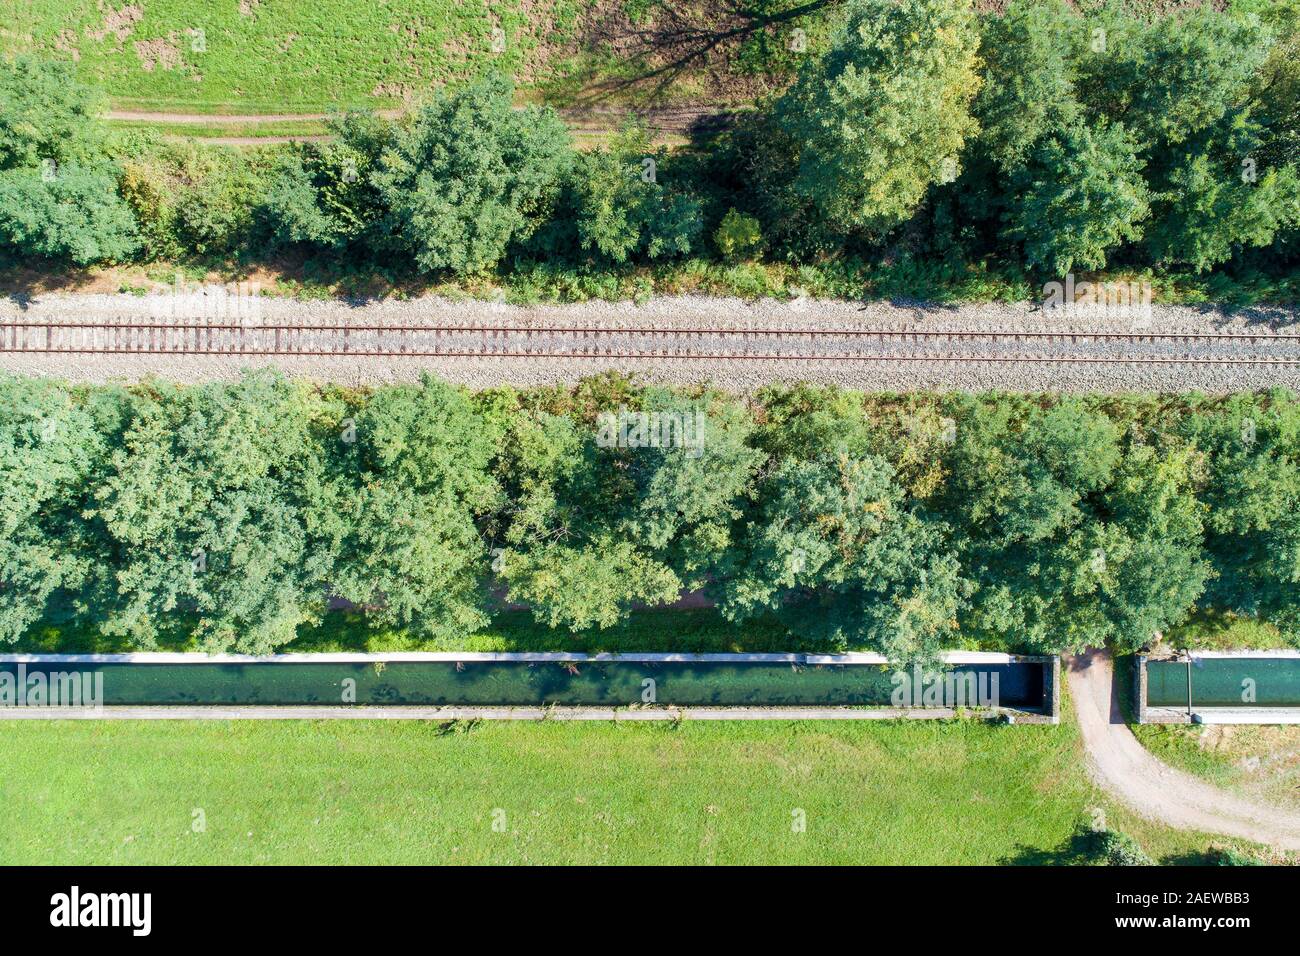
[1192,709,1300,725]
[0,650,1021,665]
[805,651,1025,665]
[1186,650,1300,660]
[0,705,1034,722]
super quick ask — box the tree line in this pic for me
[1,0,1298,293]
[4,371,1299,660]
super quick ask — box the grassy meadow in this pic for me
[0,704,1259,865]
[1,0,583,113]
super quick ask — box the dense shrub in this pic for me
[259,111,392,253]
[1207,845,1266,865]
[0,57,137,264]
[0,164,138,264]
[714,208,764,262]
[373,75,573,274]
[1090,827,1155,866]
[170,147,275,259]
[566,126,704,264]
[0,56,107,169]
[110,136,278,262]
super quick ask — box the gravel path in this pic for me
[3,292,1299,392]
[1068,650,1300,852]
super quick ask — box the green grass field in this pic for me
[1,0,845,120]
[0,707,1245,865]
[2,0,581,113]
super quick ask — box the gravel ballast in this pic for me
[3,292,1299,392]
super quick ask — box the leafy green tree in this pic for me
[1183,392,1300,639]
[491,404,680,630]
[750,383,876,462]
[1003,123,1150,273]
[773,0,982,233]
[496,391,760,630]
[261,111,391,251]
[620,390,764,587]
[973,0,1081,173]
[566,125,703,263]
[717,451,966,662]
[500,536,682,630]
[93,373,337,653]
[0,56,107,169]
[326,375,503,640]
[938,398,1124,653]
[717,388,966,662]
[0,164,138,264]
[0,378,125,643]
[1092,440,1209,651]
[1250,6,1300,170]
[1078,6,1268,148]
[260,152,333,248]
[0,57,137,265]
[375,75,573,274]
[1145,133,1300,271]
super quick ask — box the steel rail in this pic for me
[4,321,1300,342]
[5,320,1300,364]
[4,346,1300,365]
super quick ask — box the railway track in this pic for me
[4,319,1300,364]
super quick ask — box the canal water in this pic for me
[1147,656,1300,708]
[1,659,1044,708]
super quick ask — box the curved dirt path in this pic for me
[1067,649,1300,850]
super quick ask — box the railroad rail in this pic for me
[4,319,1300,364]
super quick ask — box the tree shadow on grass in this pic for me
[1000,826,1102,866]
[565,0,838,106]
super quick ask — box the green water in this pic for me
[1,661,1042,708]
[1147,658,1300,708]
